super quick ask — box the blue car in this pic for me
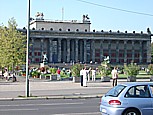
[100,82,153,115]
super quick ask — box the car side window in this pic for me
[149,85,153,97]
[125,85,150,98]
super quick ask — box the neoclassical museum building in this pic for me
[20,14,152,65]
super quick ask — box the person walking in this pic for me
[111,67,118,87]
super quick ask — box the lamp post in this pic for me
[26,0,30,97]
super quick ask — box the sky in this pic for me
[0,0,153,34]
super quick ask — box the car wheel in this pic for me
[123,109,140,115]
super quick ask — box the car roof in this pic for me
[119,82,153,87]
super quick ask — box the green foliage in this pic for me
[148,64,153,75]
[98,60,111,77]
[49,68,57,74]
[0,18,26,69]
[31,71,40,77]
[124,62,140,77]
[71,63,83,77]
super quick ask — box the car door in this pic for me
[125,85,152,114]
[148,85,153,113]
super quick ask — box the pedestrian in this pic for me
[56,68,61,80]
[86,68,90,81]
[4,70,8,81]
[91,68,96,81]
[111,67,118,87]
[83,68,87,87]
[80,68,84,86]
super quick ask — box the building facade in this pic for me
[20,15,152,65]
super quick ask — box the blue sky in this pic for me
[0,0,153,33]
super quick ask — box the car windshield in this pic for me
[105,85,126,97]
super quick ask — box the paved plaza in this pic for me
[0,76,150,100]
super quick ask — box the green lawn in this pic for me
[96,70,151,79]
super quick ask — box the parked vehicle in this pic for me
[100,82,153,115]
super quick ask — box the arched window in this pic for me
[41,28,44,30]
[50,28,53,31]
[59,28,62,31]
[68,29,71,31]
[85,29,87,32]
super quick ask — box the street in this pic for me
[0,98,101,115]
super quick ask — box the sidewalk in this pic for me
[0,76,150,101]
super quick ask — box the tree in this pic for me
[71,63,83,77]
[124,62,139,77]
[124,62,140,82]
[0,18,26,71]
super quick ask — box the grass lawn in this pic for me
[96,70,151,79]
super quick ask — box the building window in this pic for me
[35,58,40,62]
[34,52,37,56]
[85,29,87,32]
[76,29,79,32]
[38,52,41,56]
[111,59,116,63]
[59,28,62,31]
[41,28,44,30]
[50,28,53,31]
[111,53,116,57]
[68,29,70,31]
[119,53,124,57]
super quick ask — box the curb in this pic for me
[0,94,103,101]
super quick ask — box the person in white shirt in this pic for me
[4,70,9,81]
[111,67,118,87]
[91,68,96,81]
[83,68,87,87]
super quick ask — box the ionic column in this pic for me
[139,41,143,63]
[84,39,87,63]
[108,41,111,59]
[58,39,61,62]
[31,38,35,63]
[75,39,78,62]
[41,39,44,62]
[67,39,70,63]
[147,40,152,63]
[49,39,53,63]
[100,40,104,62]
[124,41,127,63]
[71,40,75,61]
[132,41,135,61]
[91,40,95,63]
[116,41,119,63]
[80,40,83,62]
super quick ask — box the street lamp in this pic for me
[26,0,30,97]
